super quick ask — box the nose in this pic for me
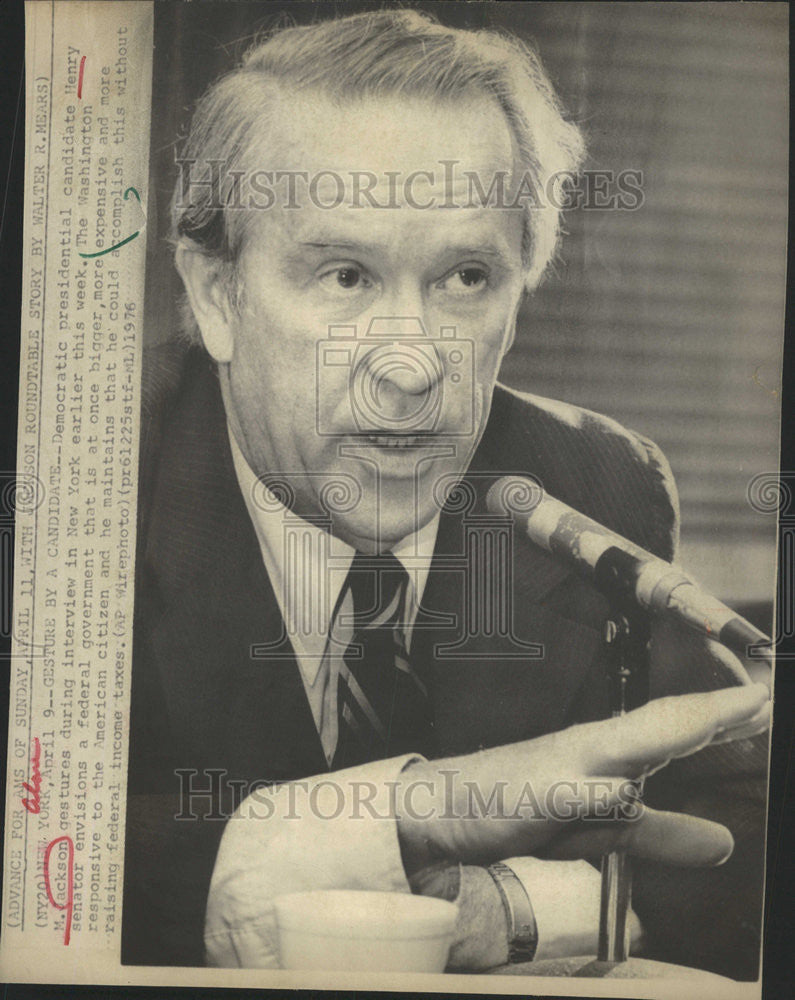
[365,344,442,397]
[359,316,443,397]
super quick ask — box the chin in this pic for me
[336,503,439,553]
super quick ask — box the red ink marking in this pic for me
[21,736,42,814]
[43,835,75,945]
[77,55,86,99]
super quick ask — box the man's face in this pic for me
[214,91,526,552]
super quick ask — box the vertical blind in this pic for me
[495,2,787,603]
[146,1,787,603]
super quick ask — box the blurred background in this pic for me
[145,1,787,620]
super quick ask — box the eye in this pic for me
[318,265,373,292]
[438,266,489,295]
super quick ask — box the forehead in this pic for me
[266,89,516,176]
[239,89,524,257]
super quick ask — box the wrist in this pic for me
[395,758,450,877]
[446,865,510,971]
[407,861,462,901]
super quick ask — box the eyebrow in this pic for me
[298,240,512,263]
[300,241,363,252]
[445,244,509,260]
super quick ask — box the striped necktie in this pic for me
[333,551,433,769]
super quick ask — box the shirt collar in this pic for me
[228,429,440,686]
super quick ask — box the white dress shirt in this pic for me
[229,431,440,764]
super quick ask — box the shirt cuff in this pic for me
[500,856,603,962]
[204,754,424,968]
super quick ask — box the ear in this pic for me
[500,296,522,357]
[502,317,517,356]
[174,242,236,363]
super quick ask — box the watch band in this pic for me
[487,861,538,963]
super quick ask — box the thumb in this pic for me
[539,806,734,867]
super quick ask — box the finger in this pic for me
[629,908,644,949]
[519,776,640,823]
[709,702,771,744]
[588,684,769,777]
[539,806,734,867]
[702,636,756,687]
[618,807,734,865]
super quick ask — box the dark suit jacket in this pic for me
[122,344,766,978]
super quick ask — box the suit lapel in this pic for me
[412,444,604,758]
[139,353,328,782]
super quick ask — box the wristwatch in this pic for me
[487,861,539,963]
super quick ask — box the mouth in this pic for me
[356,432,438,449]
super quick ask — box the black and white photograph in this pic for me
[1,2,789,996]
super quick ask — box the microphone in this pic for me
[486,476,771,665]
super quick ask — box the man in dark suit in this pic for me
[122,8,769,978]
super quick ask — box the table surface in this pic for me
[486,955,735,982]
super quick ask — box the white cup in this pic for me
[273,890,458,972]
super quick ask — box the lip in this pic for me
[339,433,454,474]
[334,432,470,486]
[355,432,439,449]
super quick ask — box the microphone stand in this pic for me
[596,599,651,965]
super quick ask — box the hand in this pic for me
[396,684,770,874]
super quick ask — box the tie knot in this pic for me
[346,551,408,628]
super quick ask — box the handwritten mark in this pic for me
[77,55,86,99]
[44,835,74,945]
[21,736,41,814]
[79,229,139,259]
[78,187,142,259]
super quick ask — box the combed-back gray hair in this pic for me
[173,8,585,342]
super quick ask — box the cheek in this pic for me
[236,331,329,453]
[234,293,317,384]
[471,315,514,382]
